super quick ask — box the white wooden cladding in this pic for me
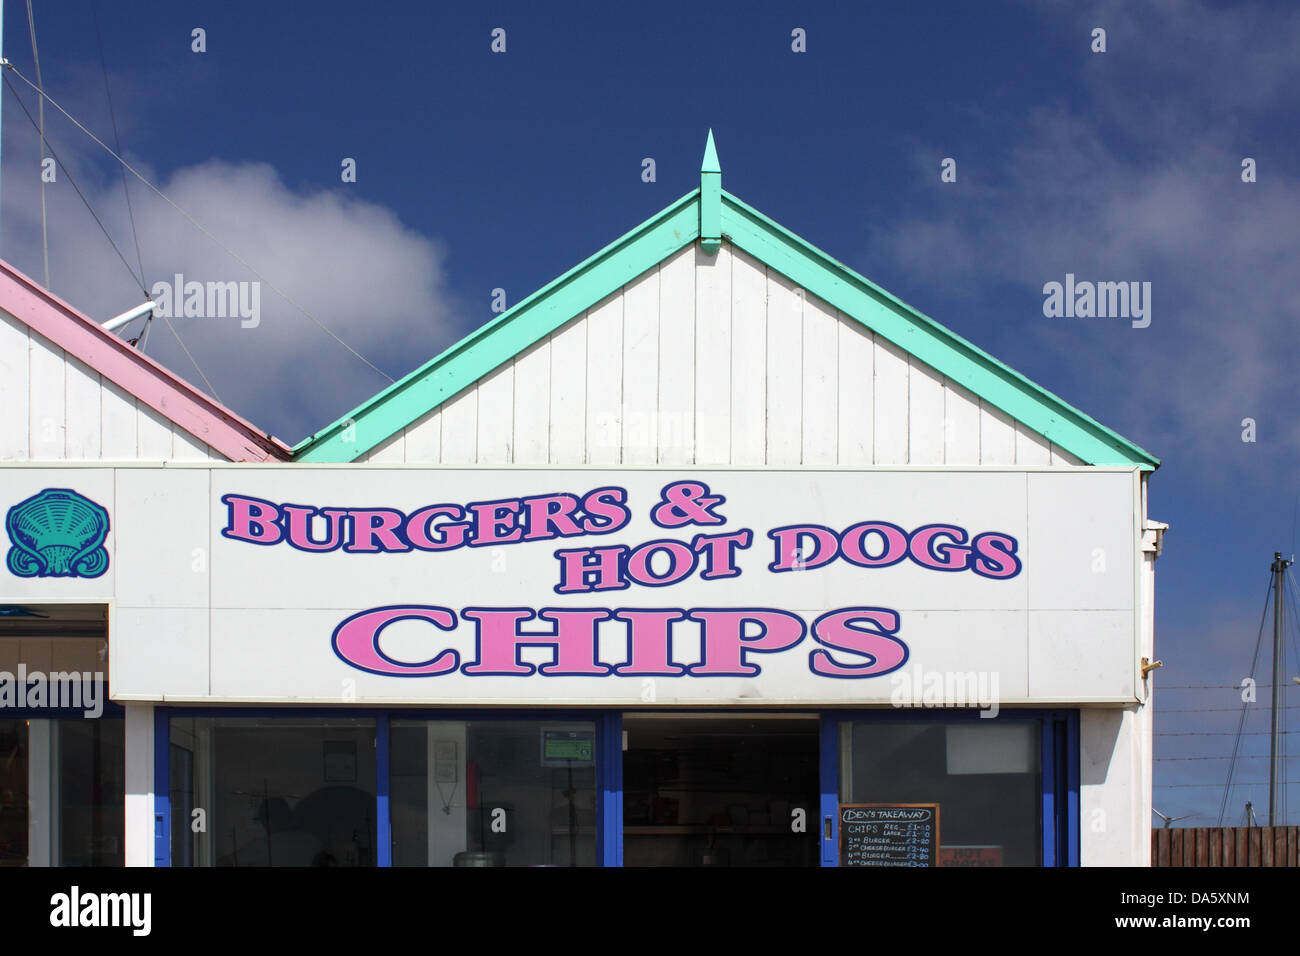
[0,309,223,462]
[364,244,1084,468]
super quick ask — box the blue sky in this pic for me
[1,0,1297,827]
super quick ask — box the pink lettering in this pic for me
[611,609,687,675]
[345,509,410,553]
[686,609,806,676]
[908,525,971,571]
[283,505,348,552]
[461,608,612,675]
[554,546,629,593]
[972,533,1021,578]
[468,500,523,545]
[221,495,283,545]
[625,540,697,586]
[691,530,752,579]
[331,606,459,676]
[809,608,906,677]
[768,526,839,571]
[840,522,909,567]
[523,494,582,540]
[406,505,470,550]
[580,487,631,533]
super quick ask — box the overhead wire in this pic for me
[25,0,49,287]
[1,62,396,385]
[160,313,223,405]
[1158,730,1290,737]
[1216,573,1274,826]
[1160,755,1287,761]
[1288,570,1300,678]
[5,69,215,402]
[1160,781,1300,789]
[128,313,152,349]
[92,0,147,291]
[88,3,214,403]
[2,74,148,298]
[1161,704,1300,713]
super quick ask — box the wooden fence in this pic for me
[1153,826,1299,866]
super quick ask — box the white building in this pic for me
[0,134,1163,867]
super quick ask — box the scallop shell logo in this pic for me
[5,488,110,579]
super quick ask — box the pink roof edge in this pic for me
[0,257,292,461]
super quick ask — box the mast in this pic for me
[1269,551,1292,825]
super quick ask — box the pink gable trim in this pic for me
[0,258,291,461]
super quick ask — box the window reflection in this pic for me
[58,718,124,866]
[169,717,376,867]
[840,719,1042,866]
[0,720,26,866]
[391,720,597,867]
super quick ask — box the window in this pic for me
[390,720,598,867]
[169,717,377,866]
[839,718,1043,866]
[57,718,124,866]
[0,720,26,866]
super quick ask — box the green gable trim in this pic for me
[294,184,1158,470]
[294,190,701,462]
[719,191,1159,470]
[700,129,722,255]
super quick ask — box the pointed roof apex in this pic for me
[293,142,1159,470]
[699,130,722,254]
[701,129,721,174]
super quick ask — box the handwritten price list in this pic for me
[838,805,939,867]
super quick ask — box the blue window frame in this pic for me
[817,709,1080,867]
[154,707,621,867]
[154,707,1077,867]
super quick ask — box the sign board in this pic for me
[939,845,1003,867]
[0,465,1140,705]
[839,804,939,867]
[541,728,594,766]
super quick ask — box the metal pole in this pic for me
[1269,552,1289,825]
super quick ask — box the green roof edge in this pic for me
[294,189,702,461]
[294,183,1159,471]
[717,190,1159,470]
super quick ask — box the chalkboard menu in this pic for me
[838,804,940,867]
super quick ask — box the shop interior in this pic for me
[390,719,598,867]
[622,714,820,867]
[0,603,119,867]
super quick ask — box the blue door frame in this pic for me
[818,709,1080,867]
[154,707,1077,867]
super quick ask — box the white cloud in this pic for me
[861,3,1300,475]
[1,115,462,445]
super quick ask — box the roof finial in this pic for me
[700,129,721,254]
[701,129,721,175]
